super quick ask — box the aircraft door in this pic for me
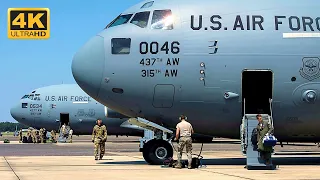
[60,113,70,127]
[152,84,175,108]
[242,70,273,116]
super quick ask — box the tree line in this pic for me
[0,122,29,132]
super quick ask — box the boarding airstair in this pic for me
[240,98,276,170]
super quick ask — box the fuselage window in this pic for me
[111,38,131,54]
[130,11,150,28]
[107,14,133,28]
[151,10,173,30]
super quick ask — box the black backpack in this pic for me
[251,128,258,147]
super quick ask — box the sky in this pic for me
[0,0,142,122]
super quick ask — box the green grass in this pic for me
[1,131,15,135]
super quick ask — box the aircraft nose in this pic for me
[72,35,105,99]
[10,103,26,123]
[10,104,20,120]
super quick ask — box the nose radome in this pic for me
[10,103,31,126]
[72,35,105,99]
[10,104,20,120]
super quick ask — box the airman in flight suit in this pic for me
[92,119,107,160]
[256,114,274,165]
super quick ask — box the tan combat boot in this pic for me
[175,163,182,169]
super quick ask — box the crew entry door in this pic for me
[60,113,70,127]
[242,70,273,116]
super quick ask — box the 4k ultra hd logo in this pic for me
[8,8,50,39]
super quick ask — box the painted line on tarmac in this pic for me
[199,169,255,180]
[4,156,20,180]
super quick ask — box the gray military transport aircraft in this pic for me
[71,0,320,165]
[10,84,144,136]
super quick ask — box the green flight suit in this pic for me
[92,124,107,160]
[257,120,274,163]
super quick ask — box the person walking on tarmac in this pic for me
[174,115,194,169]
[256,114,274,165]
[18,128,22,143]
[69,129,73,143]
[92,119,107,160]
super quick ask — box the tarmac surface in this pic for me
[0,135,320,180]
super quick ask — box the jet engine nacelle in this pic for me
[104,106,129,119]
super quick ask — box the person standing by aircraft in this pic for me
[256,114,274,165]
[43,128,47,143]
[92,119,107,160]
[31,129,37,143]
[174,115,194,169]
[18,128,22,143]
[51,130,56,143]
[69,129,73,143]
[39,128,44,143]
[61,123,66,137]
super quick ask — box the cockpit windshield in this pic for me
[21,95,29,99]
[151,10,173,30]
[130,11,150,28]
[106,14,133,28]
[21,94,41,101]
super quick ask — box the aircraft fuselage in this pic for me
[72,0,320,142]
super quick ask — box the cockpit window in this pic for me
[29,94,34,100]
[21,95,29,99]
[107,14,133,28]
[151,10,173,30]
[111,38,131,54]
[141,1,154,9]
[130,11,150,28]
[34,94,41,101]
[22,103,28,108]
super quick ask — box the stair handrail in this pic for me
[269,98,274,129]
[243,98,246,117]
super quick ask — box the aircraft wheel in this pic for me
[142,140,173,165]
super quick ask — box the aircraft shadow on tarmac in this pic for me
[196,141,318,147]
[202,141,240,144]
[98,161,147,165]
[98,157,320,165]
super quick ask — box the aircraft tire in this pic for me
[142,140,173,165]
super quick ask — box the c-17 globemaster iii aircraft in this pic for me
[71,0,320,165]
[10,84,144,137]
